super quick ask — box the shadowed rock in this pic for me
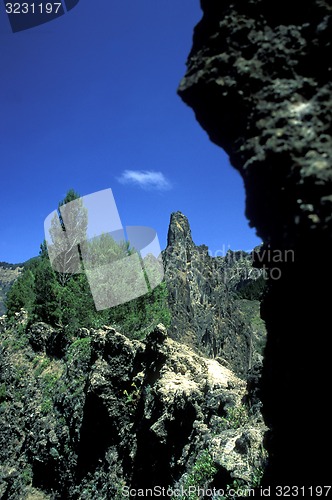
[178,0,332,485]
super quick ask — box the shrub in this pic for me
[176,450,217,500]
[218,404,249,431]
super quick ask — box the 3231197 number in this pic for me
[5,3,62,14]
[275,486,332,497]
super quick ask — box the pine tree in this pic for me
[5,267,36,317]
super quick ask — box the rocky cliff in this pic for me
[179,0,332,485]
[163,212,266,379]
[0,311,266,499]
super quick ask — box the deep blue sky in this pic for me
[0,1,261,264]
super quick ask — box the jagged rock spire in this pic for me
[164,211,257,378]
[167,212,194,248]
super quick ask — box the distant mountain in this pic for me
[0,263,24,315]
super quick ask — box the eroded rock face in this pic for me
[179,0,332,485]
[164,211,267,419]
[163,212,265,379]
[0,319,266,498]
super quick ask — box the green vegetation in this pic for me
[33,356,51,377]
[67,338,92,370]
[1,322,29,352]
[188,450,217,488]
[5,189,170,340]
[106,280,170,340]
[40,371,62,414]
[177,450,217,500]
[234,299,266,355]
[251,465,265,488]
[0,383,6,403]
[20,465,33,485]
[218,404,249,431]
[235,275,266,300]
[219,467,265,500]
[123,382,140,405]
[5,267,36,318]
[220,478,254,500]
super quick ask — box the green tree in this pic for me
[6,188,171,341]
[33,256,61,325]
[82,232,144,312]
[107,281,170,339]
[56,273,97,333]
[48,188,88,287]
[6,267,36,317]
[82,232,132,268]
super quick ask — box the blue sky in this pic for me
[0,1,261,264]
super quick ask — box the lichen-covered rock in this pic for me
[27,323,55,352]
[0,321,266,499]
[179,1,332,250]
[179,0,332,486]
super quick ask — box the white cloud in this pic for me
[117,170,171,191]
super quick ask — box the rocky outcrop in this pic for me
[164,212,266,379]
[0,313,266,499]
[179,1,332,249]
[179,0,332,485]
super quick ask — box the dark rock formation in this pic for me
[179,0,332,486]
[163,211,266,379]
[0,313,266,499]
